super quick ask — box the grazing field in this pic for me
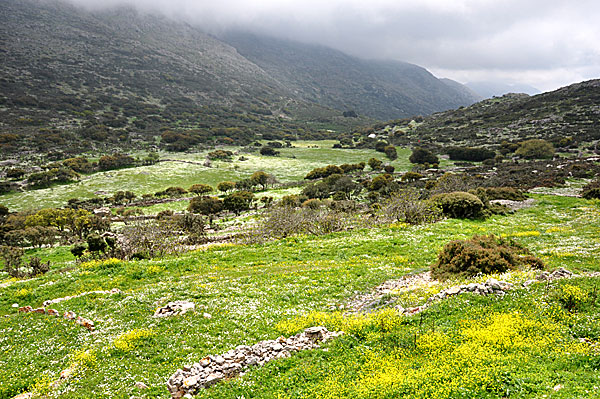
[1,194,599,398]
[0,142,414,212]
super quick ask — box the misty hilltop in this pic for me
[0,0,480,141]
[220,31,480,120]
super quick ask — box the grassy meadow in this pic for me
[1,194,599,398]
[0,142,413,212]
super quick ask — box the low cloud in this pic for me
[67,0,600,91]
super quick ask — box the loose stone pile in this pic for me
[400,267,578,315]
[154,300,196,317]
[42,288,122,307]
[166,327,343,398]
[400,278,514,315]
[18,306,95,331]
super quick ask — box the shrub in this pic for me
[260,146,279,156]
[515,139,554,159]
[0,246,50,278]
[430,191,484,219]
[368,158,383,171]
[447,146,495,162]
[431,235,541,281]
[305,165,344,180]
[557,284,587,312]
[381,189,441,225]
[401,172,423,182]
[582,179,600,200]
[279,194,308,208]
[409,147,438,164]
[207,150,233,160]
[255,206,350,241]
[71,243,87,258]
[384,145,398,160]
[118,220,180,259]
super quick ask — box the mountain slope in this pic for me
[1,0,479,155]
[374,79,600,148]
[0,0,291,123]
[220,31,481,120]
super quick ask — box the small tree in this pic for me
[260,146,279,156]
[250,171,270,190]
[217,181,236,193]
[188,184,213,196]
[188,196,223,226]
[224,191,255,215]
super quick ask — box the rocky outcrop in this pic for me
[166,327,342,398]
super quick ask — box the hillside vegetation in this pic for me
[370,80,600,152]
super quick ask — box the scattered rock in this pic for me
[134,381,149,390]
[63,311,76,320]
[75,316,95,331]
[166,327,343,398]
[202,312,212,319]
[154,301,196,317]
[18,305,95,331]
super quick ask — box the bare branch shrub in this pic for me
[117,219,181,260]
[381,189,442,225]
[245,205,358,243]
[0,245,50,278]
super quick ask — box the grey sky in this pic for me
[70,0,600,92]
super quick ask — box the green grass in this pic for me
[0,142,413,212]
[0,194,599,398]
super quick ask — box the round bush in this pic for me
[429,191,484,219]
[431,234,543,281]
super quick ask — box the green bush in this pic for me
[515,139,554,159]
[429,191,484,219]
[447,146,495,162]
[431,235,543,281]
[409,147,438,164]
